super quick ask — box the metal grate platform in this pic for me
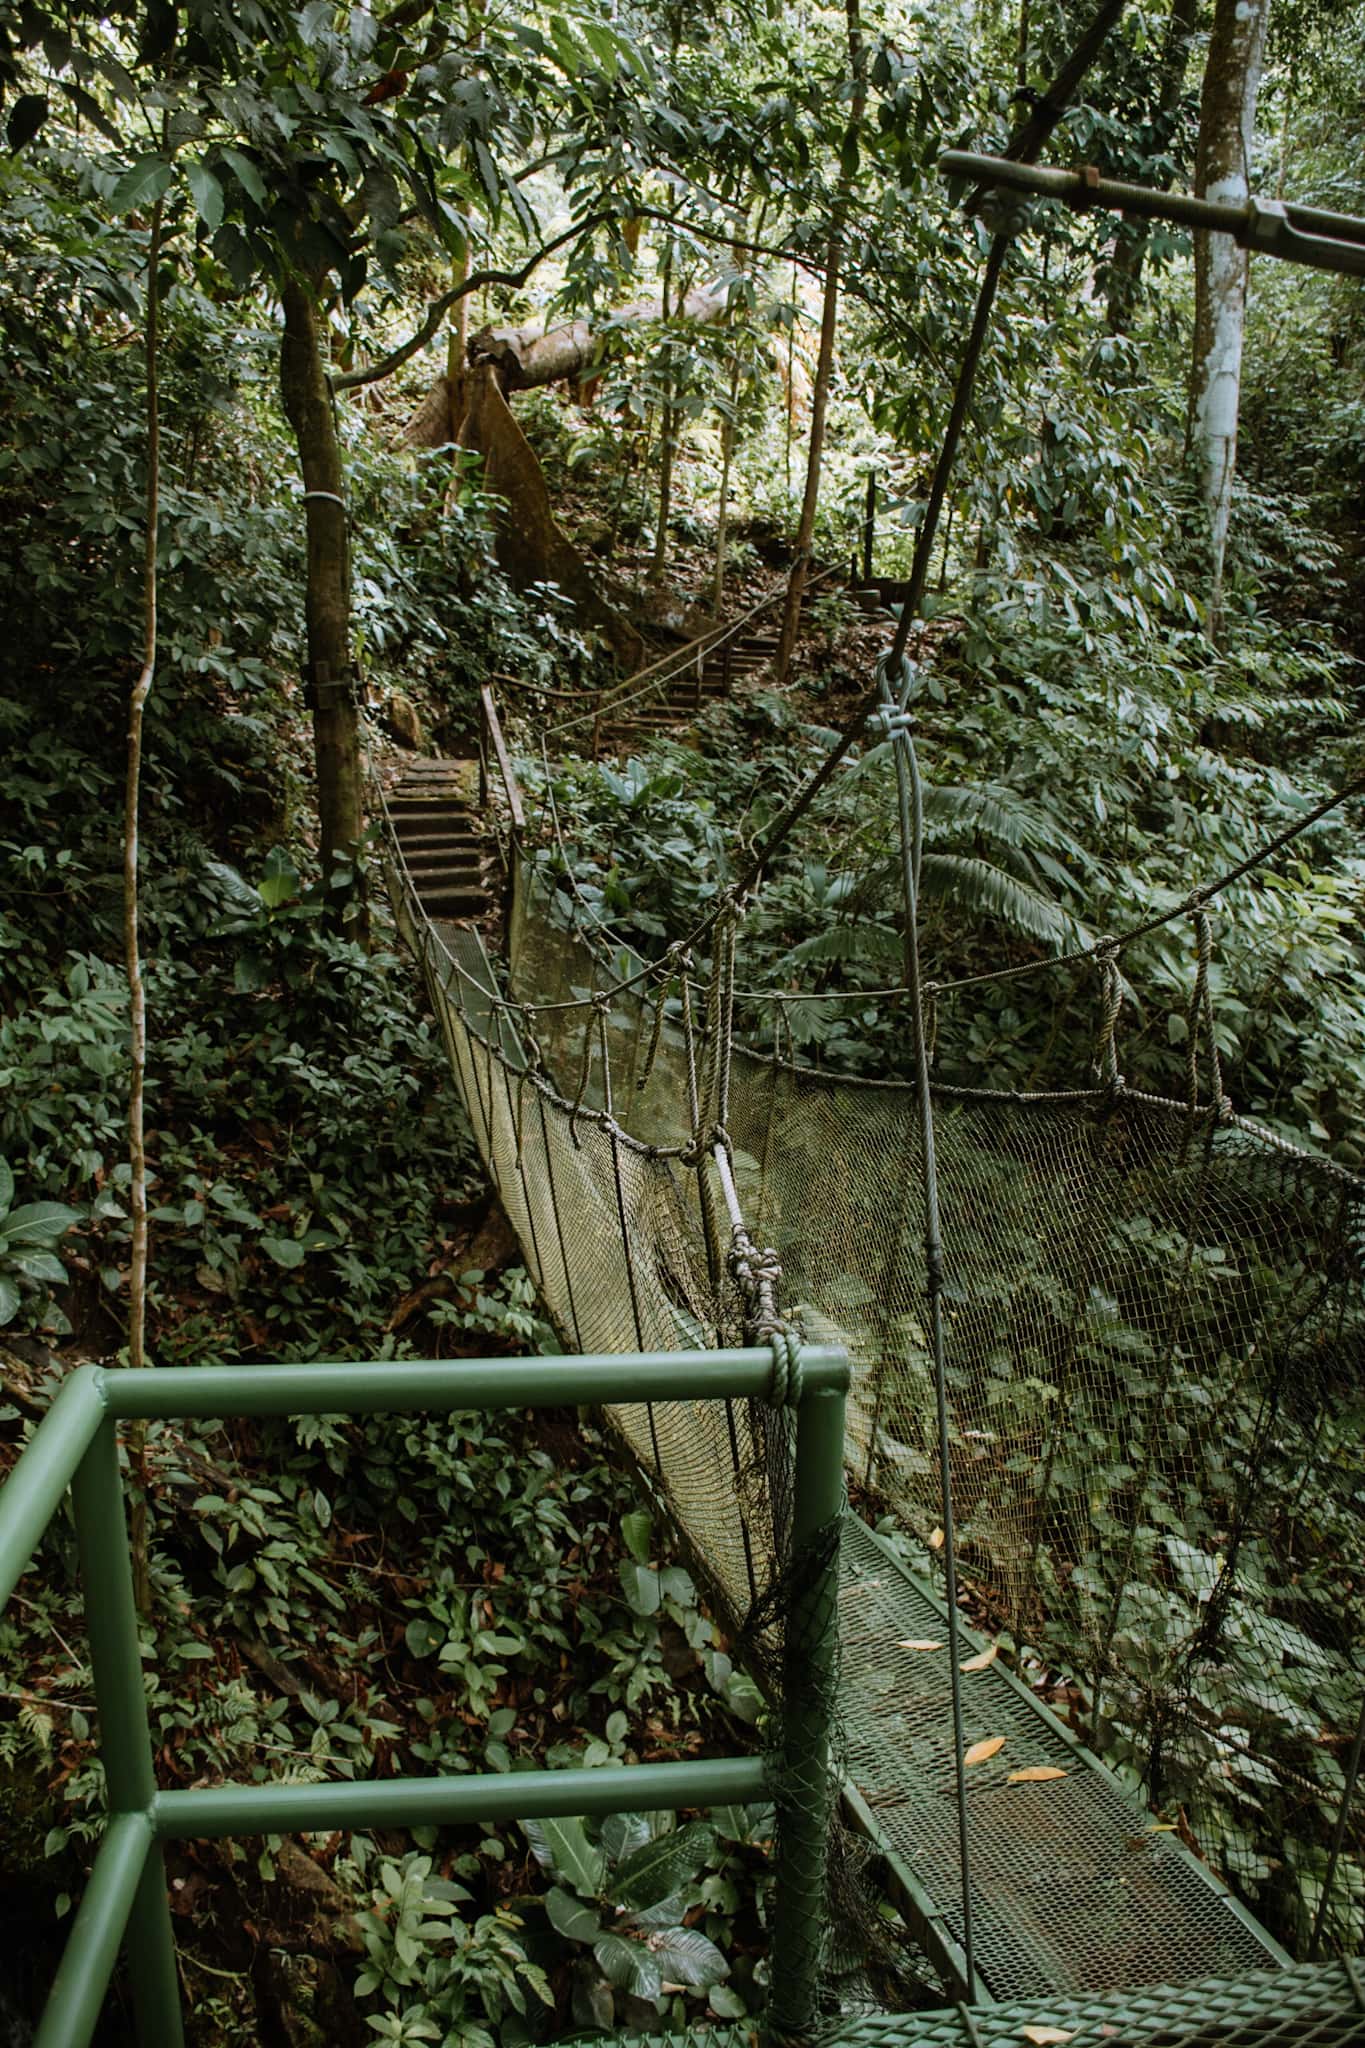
[838,1517,1283,2002]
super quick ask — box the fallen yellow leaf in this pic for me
[896,1638,943,1652]
[1020,2028,1074,2045]
[927,1527,945,1550]
[1007,1766,1069,1784]
[960,1642,999,1673]
[963,1736,1006,1766]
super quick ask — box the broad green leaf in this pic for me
[0,1276,20,1326]
[618,1559,660,1616]
[0,1202,79,1247]
[111,155,174,216]
[221,148,267,210]
[7,1250,67,1284]
[0,1158,13,1217]
[649,1925,729,1988]
[545,1884,600,1940]
[186,161,224,232]
[593,1932,660,2000]
[620,1510,651,1563]
[613,1821,714,1912]
[259,1235,305,1269]
[521,1816,604,1899]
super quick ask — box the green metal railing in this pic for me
[0,1345,848,2048]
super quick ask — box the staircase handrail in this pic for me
[545,562,840,744]
[478,682,527,836]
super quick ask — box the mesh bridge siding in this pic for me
[384,843,1362,2009]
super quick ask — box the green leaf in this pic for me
[0,1158,13,1217]
[593,1932,660,2000]
[259,1235,305,1269]
[522,1816,604,1899]
[7,93,49,151]
[650,1925,729,1988]
[0,1276,20,1326]
[618,1559,660,1616]
[709,1983,747,2017]
[620,1510,651,1563]
[0,1202,79,1247]
[111,155,174,216]
[613,1822,714,1912]
[545,1885,600,1940]
[7,1251,67,1284]
[186,160,224,232]
[221,148,267,210]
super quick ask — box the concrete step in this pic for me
[394,827,484,851]
[418,890,490,918]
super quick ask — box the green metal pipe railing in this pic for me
[0,1343,848,2048]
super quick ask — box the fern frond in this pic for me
[776,922,903,974]
[919,854,1089,949]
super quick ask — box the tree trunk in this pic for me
[280,279,367,939]
[713,350,741,614]
[775,0,866,685]
[652,237,678,579]
[1105,0,1200,333]
[459,362,644,668]
[1188,0,1271,640]
[126,194,162,1617]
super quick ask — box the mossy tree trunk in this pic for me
[280,277,367,941]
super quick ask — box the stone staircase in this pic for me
[387,759,493,923]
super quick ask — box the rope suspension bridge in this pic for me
[4,8,1365,2040]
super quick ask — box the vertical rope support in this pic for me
[881,669,978,2000]
[497,1055,546,1295]
[536,1092,583,1351]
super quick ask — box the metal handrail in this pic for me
[939,150,1365,279]
[0,1346,847,2048]
[545,564,841,747]
[478,682,527,835]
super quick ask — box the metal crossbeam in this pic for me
[939,150,1365,277]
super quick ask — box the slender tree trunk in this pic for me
[652,237,678,578]
[1105,0,1200,333]
[714,348,741,615]
[775,0,866,684]
[126,196,162,1616]
[1188,0,1271,640]
[280,279,367,939]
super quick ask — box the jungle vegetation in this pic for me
[0,0,1362,2038]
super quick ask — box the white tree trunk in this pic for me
[1189,0,1271,638]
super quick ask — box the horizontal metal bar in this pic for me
[100,1346,849,1420]
[35,1810,152,2048]
[153,1755,768,1840]
[939,151,1365,278]
[0,1365,106,1610]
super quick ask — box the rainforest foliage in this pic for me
[0,0,1363,2038]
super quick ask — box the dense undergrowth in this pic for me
[0,188,780,2046]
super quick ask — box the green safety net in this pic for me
[380,812,1365,2014]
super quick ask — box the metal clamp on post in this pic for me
[304,660,367,712]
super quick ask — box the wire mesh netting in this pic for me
[502,870,1365,1977]
[382,825,1364,2003]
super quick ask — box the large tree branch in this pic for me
[331,211,616,390]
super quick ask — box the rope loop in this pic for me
[1185,909,1224,1118]
[767,1326,805,1408]
[1093,940,1125,1093]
